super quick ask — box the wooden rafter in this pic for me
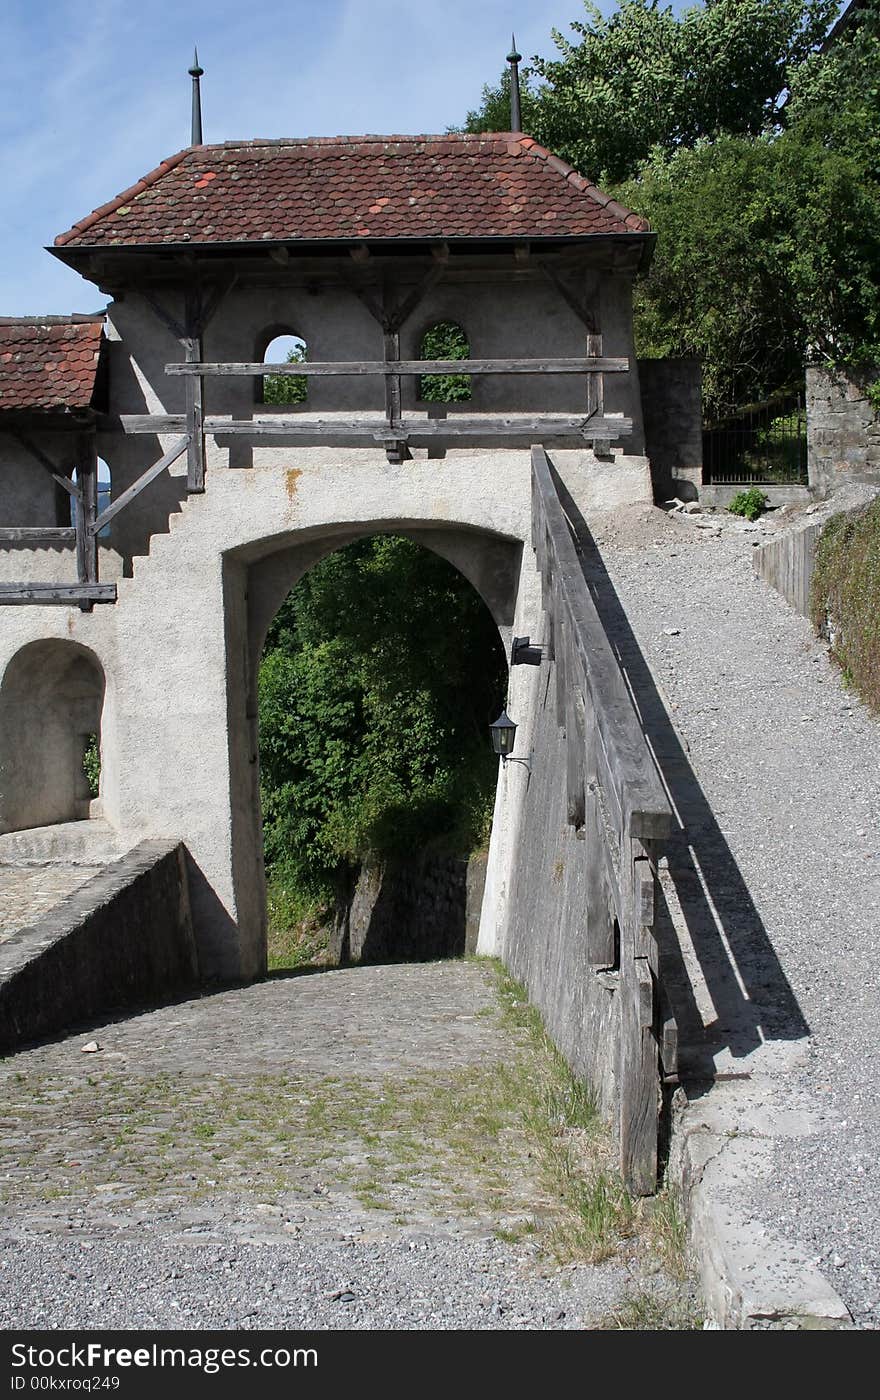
[166,357,629,378]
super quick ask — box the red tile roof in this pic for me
[0,316,104,413]
[53,135,649,249]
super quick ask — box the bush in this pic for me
[810,497,880,710]
[727,488,769,521]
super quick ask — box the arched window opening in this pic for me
[259,333,308,405]
[257,534,505,969]
[418,322,472,403]
[70,460,111,537]
[0,640,106,834]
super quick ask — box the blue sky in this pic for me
[0,0,693,317]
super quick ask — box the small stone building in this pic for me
[0,130,661,979]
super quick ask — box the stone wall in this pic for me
[0,839,199,1052]
[639,358,703,501]
[329,851,488,965]
[807,364,880,498]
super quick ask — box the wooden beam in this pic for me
[140,290,186,342]
[586,332,605,420]
[0,583,116,606]
[0,528,76,543]
[184,288,205,492]
[8,430,81,501]
[541,263,599,334]
[121,415,188,433]
[387,247,449,332]
[345,279,386,328]
[88,436,189,535]
[205,415,631,439]
[198,273,238,334]
[121,413,632,439]
[166,357,630,378]
[382,282,405,463]
[76,431,99,590]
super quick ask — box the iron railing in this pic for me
[703,389,808,485]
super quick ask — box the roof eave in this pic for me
[50,229,655,271]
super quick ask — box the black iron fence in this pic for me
[703,389,808,485]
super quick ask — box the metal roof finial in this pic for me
[507,34,523,134]
[188,47,204,147]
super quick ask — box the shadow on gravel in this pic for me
[555,474,808,1080]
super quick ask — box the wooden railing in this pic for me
[531,445,677,1193]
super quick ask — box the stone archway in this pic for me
[221,521,523,978]
[0,639,106,834]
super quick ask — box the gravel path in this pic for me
[587,502,880,1329]
[0,961,698,1330]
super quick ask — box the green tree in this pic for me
[263,342,307,405]
[465,1,836,184]
[418,321,472,402]
[259,536,507,910]
[616,2,880,414]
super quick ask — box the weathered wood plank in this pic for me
[586,332,605,421]
[120,413,632,439]
[0,528,76,543]
[531,446,672,839]
[585,788,620,966]
[184,290,205,493]
[0,584,116,605]
[541,264,599,334]
[620,948,659,1195]
[387,248,448,332]
[77,432,99,589]
[88,437,189,535]
[140,290,186,342]
[165,357,630,378]
[564,682,586,831]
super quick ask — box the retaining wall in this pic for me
[328,851,488,965]
[0,839,199,1051]
[752,521,823,618]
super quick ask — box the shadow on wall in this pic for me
[330,853,487,966]
[0,640,105,835]
[553,470,808,1078]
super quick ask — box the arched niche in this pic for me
[417,321,472,403]
[70,459,112,537]
[0,640,106,833]
[255,328,308,406]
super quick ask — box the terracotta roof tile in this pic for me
[53,134,650,249]
[0,317,104,412]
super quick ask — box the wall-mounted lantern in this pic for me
[489,708,531,772]
[511,635,545,667]
[489,708,518,761]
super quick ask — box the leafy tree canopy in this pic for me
[259,536,507,908]
[618,1,880,414]
[465,1,879,413]
[465,0,837,184]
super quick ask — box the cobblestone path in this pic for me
[0,864,104,943]
[0,961,698,1330]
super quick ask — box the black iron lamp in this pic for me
[489,708,518,763]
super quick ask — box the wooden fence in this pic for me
[531,445,677,1192]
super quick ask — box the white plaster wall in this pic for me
[0,266,654,981]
